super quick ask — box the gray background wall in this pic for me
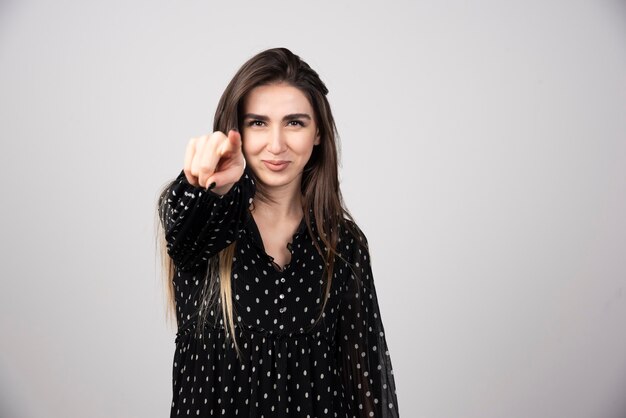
[1,1,625,417]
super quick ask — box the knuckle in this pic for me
[211,131,227,142]
[188,136,200,147]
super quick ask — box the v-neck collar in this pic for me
[244,208,312,254]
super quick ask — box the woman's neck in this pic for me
[253,182,303,221]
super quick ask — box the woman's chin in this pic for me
[255,171,302,189]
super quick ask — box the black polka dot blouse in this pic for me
[159,166,400,417]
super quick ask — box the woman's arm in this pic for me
[159,130,253,271]
[158,165,256,271]
[337,225,400,417]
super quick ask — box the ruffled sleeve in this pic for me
[158,165,256,272]
[336,224,400,417]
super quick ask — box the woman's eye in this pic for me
[246,120,304,127]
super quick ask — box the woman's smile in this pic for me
[262,160,291,171]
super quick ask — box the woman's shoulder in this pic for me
[338,216,369,259]
[340,216,367,241]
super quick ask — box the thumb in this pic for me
[205,163,241,191]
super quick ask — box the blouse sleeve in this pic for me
[336,226,400,417]
[158,165,256,272]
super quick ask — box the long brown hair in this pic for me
[156,47,365,357]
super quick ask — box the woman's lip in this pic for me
[263,160,290,164]
[262,160,290,171]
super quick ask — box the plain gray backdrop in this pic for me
[1,0,625,417]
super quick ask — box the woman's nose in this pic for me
[267,128,287,154]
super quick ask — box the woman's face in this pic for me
[241,82,320,191]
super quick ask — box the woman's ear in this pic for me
[314,130,321,145]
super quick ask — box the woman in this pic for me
[157,47,399,417]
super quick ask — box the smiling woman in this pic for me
[241,83,320,191]
[156,47,400,417]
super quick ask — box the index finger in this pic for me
[219,129,241,156]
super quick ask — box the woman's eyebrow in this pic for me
[243,113,312,122]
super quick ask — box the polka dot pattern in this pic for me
[160,166,399,417]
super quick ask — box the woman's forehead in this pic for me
[243,83,313,115]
